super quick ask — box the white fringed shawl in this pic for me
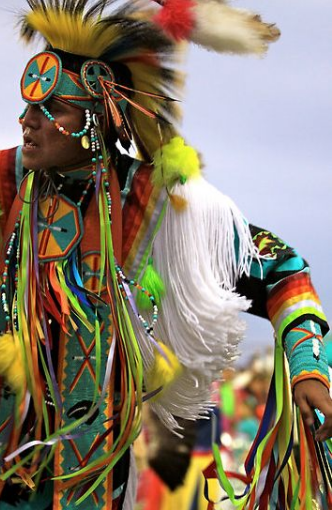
[137,177,259,428]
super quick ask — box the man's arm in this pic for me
[236,225,332,440]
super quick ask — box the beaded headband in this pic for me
[20,51,117,113]
[19,47,170,151]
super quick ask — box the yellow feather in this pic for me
[0,332,26,394]
[127,60,181,159]
[0,333,16,373]
[152,136,201,188]
[145,342,182,398]
[24,9,120,58]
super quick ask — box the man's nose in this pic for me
[22,104,42,129]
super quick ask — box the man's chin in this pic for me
[21,153,42,171]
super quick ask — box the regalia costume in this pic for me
[0,1,331,509]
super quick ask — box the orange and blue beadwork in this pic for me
[21,51,62,104]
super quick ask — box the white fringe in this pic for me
[192,2,279,55]
[138,177,259,429]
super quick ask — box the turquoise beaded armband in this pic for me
[284,320,330,389]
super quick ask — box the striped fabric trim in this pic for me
[267,268,328,341]
[122,163,166,278]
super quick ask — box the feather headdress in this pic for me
[19,0,280,159]
[19,0,182,160]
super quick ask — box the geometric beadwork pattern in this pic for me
[38,195,83,262]
[252,229,290,259]
[21,51,62,104]
[82,251,106,294]
[69,328,104,393]
[81,60,115,99]
[54,310,116,510]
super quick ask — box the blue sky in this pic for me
[1,0,331,361]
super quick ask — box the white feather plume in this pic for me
[191,1,280,55]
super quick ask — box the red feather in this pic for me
[153,0,196,42]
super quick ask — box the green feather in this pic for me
[136,258,166,310]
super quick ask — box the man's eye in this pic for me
[49,105,60,114]
[46,101,62,115]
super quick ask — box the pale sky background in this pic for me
[0,0,331,362]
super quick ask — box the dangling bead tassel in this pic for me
[136,257,166,310]
[39,105,92,139]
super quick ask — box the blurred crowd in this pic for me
[134,347,275,510]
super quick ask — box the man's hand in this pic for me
[293,379,332,441]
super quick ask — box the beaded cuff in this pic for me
[284,320,330,390]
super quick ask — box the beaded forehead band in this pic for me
[21,51,117,110]
[20,48,176,150]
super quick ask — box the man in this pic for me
[0,1,331,509]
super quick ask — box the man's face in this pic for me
[21,98,91,171]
